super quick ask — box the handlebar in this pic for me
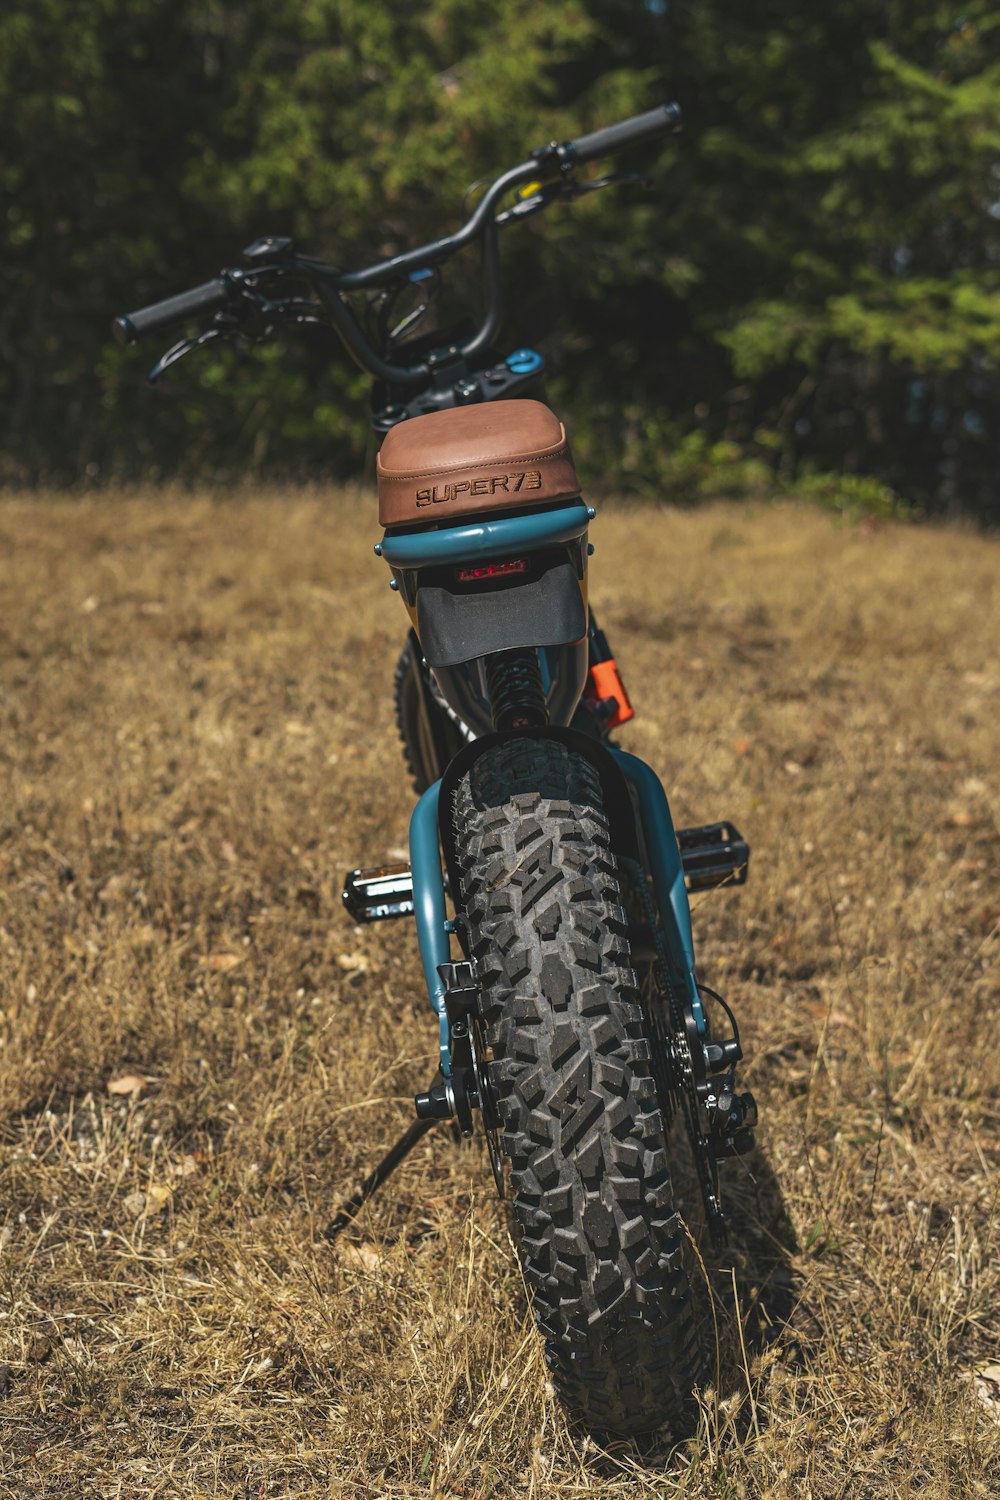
[566,102,682,165]
[113,102,682,382]
[113,277,230,348]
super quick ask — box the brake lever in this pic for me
[493,170,651,229]
[494,182,566,227]
[570,170,653,195]
[148,326,226,384]
[147,296,326,382]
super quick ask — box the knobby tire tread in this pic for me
[451,736,701,1435]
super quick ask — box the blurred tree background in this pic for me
[1,0,997,516]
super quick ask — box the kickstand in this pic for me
[324,1113,438,1242]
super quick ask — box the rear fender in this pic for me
[379,501,591,670]
[437,726,642,909]
[415,547,586,669]
[435,728,703,1031]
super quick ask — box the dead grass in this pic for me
[0,488,997,1497]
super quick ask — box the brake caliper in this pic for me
[414,959,504,1196]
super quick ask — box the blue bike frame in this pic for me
[387,501,708,1080]
[409,754,706,1080]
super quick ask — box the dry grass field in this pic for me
[0,489,997,1498]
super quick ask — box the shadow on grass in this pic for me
[332,1121,801,1469]
[582,1136,801,1475]
[715,1136,801,1370]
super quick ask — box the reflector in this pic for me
[456,558,528,582]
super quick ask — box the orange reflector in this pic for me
[585,659,635,727]
[456,559,528,582]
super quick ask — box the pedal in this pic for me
[342,862,413,922]
[676,821,749,891]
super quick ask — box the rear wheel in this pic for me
[450,736,702,1435]
[394,631,466,793]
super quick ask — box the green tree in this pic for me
[1,1,996,515]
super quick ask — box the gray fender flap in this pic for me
[437,726,641,914]
[416,553,586,669]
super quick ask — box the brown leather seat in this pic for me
[377,398,580,528]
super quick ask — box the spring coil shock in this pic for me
[485,648,548,731]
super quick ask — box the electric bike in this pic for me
[114,103,758,1437]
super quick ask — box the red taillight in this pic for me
[456,558,528,582]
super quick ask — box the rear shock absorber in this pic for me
[485,648,548,731]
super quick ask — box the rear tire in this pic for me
[393,632,466,793]
[451,737,702,1435]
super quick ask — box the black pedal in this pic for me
[342,863,413,922]
[677,821,749,891]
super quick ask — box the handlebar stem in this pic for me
[304,159,539,386]
[311,277,431,387]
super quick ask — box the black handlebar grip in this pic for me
[568,102,682,165]
[113,277,231,346]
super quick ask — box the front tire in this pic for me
[451,737,702,1435]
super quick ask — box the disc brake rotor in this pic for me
[622,857,726,1248]
[471,1017,505,1197]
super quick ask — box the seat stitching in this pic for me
[378,442,572,482]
